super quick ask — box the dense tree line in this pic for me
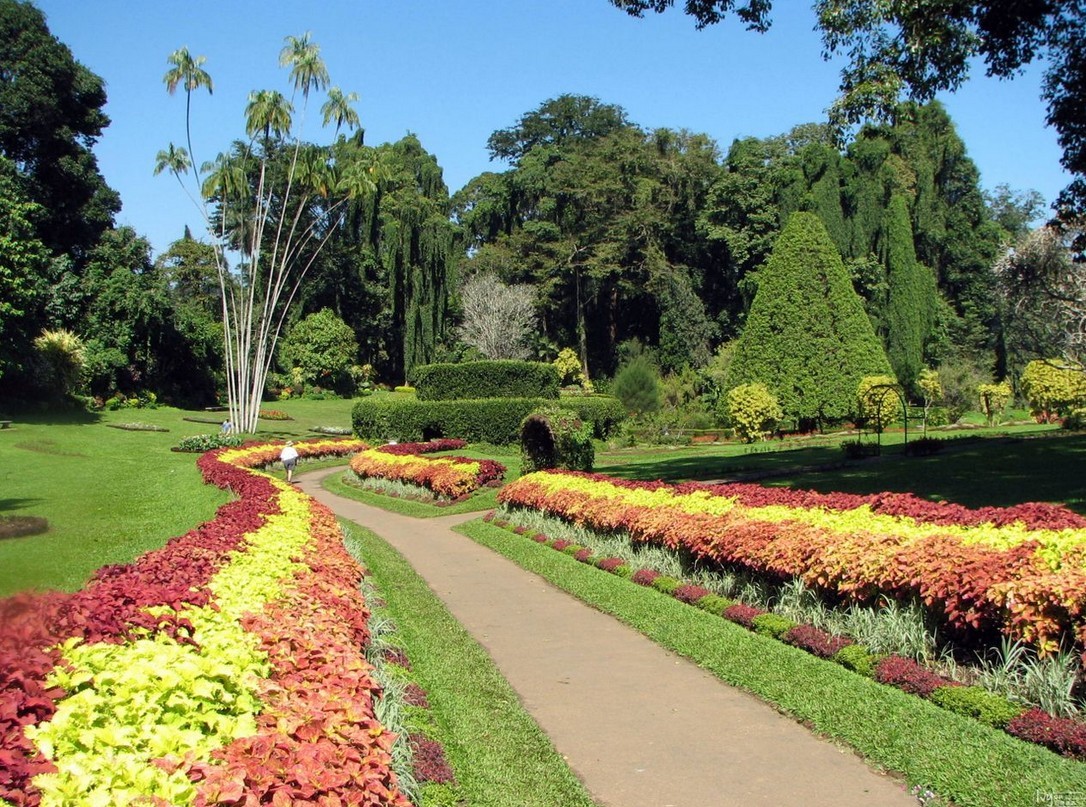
[3,0,1079,428]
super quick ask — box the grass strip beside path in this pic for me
[324,469,503,518]
[339,519,598,807]
[457,519,1086,807]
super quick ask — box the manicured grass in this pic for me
[0,397,363,597]
[459,519,1086,807]
[596,424,1085,513]
[0,406,228,596]
[770,431,1086,513]
[340,521,597,807]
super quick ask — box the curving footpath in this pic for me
[298,468,917,807]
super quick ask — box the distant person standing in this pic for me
[280,440,299,483]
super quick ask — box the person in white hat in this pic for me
[280,440,300,483]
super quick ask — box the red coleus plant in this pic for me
[873,655,960,698]
[1006,708,1086,759]
[782,624,854,659]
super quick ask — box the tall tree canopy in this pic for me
[300,133,456,383]
[610,0,1086,240]
[457,96,720,376]
[0,0,119,260]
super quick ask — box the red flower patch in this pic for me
[672,584,713,605]
[631,569,661,586]
[723,603,766,628]
[1006,708,1086,759]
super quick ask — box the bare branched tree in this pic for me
[155,37,376,433]
[456,273,538,359]
[995,225,1086,371]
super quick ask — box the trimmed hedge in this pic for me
[556,395,626,439]
[353,394,625,445]
[410,361,559,401]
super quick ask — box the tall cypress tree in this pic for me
[881,194,938,392]
[726,212,892,428]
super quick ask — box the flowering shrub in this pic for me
[487,511,1086,759]
[0,440,408,807]
[498,470,1086,653]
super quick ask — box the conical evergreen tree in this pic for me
[881,194,938,392]
[726,212,892,427]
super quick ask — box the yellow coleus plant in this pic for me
[27,482,315,805]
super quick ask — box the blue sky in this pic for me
[36,0,1069,256]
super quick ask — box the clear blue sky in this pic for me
[35,0,1069,257]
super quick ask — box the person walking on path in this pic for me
[279,440,299,483]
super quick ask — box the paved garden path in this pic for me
[298,468,917,807]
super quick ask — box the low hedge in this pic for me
[353,395,625,445]
[410,361,559,401]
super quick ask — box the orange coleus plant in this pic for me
[499,470,1086,653]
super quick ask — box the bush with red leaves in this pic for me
[723,602,766,628]
[1006,708,1086,759]
[409,733,456,784]
[782,624,854,658]
[631,569,661,586]
[672,584,713,605]
[873,655,960,698]
[595,557,628,572]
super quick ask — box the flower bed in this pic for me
[484,510,1086,761]
[497,470,1086,653]
[0,440,408,807]
[349,441,505,500]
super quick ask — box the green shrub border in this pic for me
[352,395,625,445]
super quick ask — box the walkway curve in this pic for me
[298,468,917,807]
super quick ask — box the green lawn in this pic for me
[0,398,361,596]
[596,424,1086,514]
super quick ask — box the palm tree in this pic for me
[157,33,367,434]
[321,87,361,136]
[245,90,292,144]
[279,33,329,103]
[162,47,212,178]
